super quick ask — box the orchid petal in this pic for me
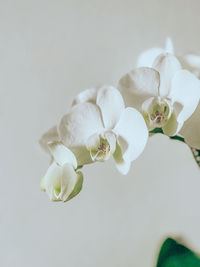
[72,88,98,106]
[67,171,83,201]
[118,67,160,110]
[169,70,200,125]
[136,48,165,68]
[96,86,125,129]
[86,133,101,161]
[165,37,174,54]
[48,141,77,168]
[39,126,59,152]
[60,163,83,202]
[162,112,179,136]
[182,54,200,69]
[113,107,148,162]
[136,37,174,68]
[59,102,104,165]
[104,131,116,154]
[153,53,181,97]
[42,162,62,201]
[113,141,131,175]
[86,133,100,151]
[180,103,200,149]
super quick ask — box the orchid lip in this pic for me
[142,96,173,129]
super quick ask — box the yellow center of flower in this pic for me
[142,97,172,129]
[91,138,111,161]
[150,104,169,126]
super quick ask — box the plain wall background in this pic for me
[1,0,200,266]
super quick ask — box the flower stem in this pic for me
[149,128,185,143]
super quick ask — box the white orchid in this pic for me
[119,53,200,137]
[136,37,200,78]
[59,86,148,175]
[135,38,200,149]
[40,142,83,202]
[136,37,174,68]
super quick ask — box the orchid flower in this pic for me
[136,37,200,78]
[136,37,174,68]
[59,86,148,175]
[40,142,83,202]
[135,38,200,149]
[119,53,200,137]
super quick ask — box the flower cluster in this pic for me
[40,38,200,202]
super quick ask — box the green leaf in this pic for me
[156,238,200,267]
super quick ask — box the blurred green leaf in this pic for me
[156,238,200,267]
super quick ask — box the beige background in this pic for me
[1,0,200,266]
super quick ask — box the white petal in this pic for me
[118,67,160,110]
[162,102,184,136]
[48,141,77,168]
[113,142,131,175]
[136,48,165,68]
[180,103,200,149]
[72,88,98,106]
[182,54,200,69]
[165,37,174,54]
[104,131,116,154]
[136,37,174,68]
[169,70,200,125]
[86,133,100,151]
[96,86,125,129]
[43,162,62,201]
[141,97,155,112]
[39,126,59,153]
[162,112,179,136]
[86,133,101,161]
[66,171,83,201]
[59,102,104,165]
[153,53,181,97]
[113,107,148,162]
[179,54,200,78]
[60,163,83,202]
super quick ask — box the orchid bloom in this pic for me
[135,38,200,149]
[59,86,148,175]
[40,142,83,202]
[136,37,200,78]
[119,53,200,137]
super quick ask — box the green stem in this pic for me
[149,128,185,143]
[76,165,83,171]
[169,135,185,143]
[149,128,164,135]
